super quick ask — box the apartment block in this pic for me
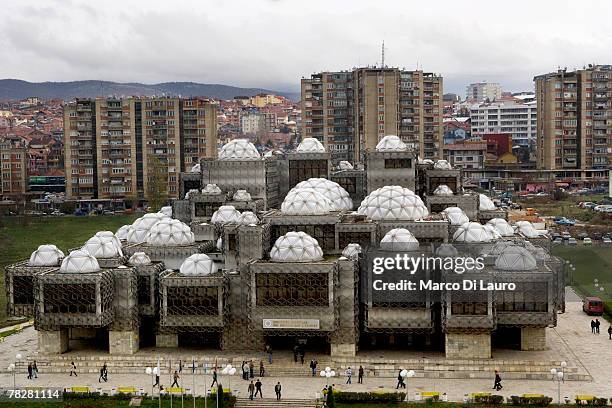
[64,97,218,201]
[535,65,612,172]
[301,67,443,164]
[466,82,502,102]
[470,101,537,147]
[0,138,28,199]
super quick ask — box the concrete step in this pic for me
[235,398,317,408]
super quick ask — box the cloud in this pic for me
[1,0,610,94]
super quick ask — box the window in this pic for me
[256,273,329,307]
[384,158,412,169]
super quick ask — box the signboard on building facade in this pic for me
[262,318,320,330]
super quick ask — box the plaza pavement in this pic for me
[0,288,610,402]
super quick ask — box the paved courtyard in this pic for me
[0,288,610,402]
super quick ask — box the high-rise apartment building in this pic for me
[0,137,28,199]
[64,97,218,201]
[535,65,611,172]
[470,101,537,147]
[301,67,443,163]
[466,82,502,102]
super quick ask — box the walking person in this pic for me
[310,359,317,376]
[493,370,502,391]
[345,367,352,384]
[171,370,180,388]
[608,325,612,340]
[358,365,364,384]
[102,363,108,382]
[69,361,77,377]
[32,361,38,379]
[293,345,299,363]
[254,379,263,398]
[154,374,160,388]
[259,360,265,377]
[249,360,254,379]
[98,365,105,383]
[595,318,601,334]
[248,381,255,400]
[211,368,218,388]
[591,319,596,334]
[178,359,183,373]
[275,381,282,400]
[265,345,272,364]
[242,361,248,380]
[396,370,406,389]
[27,363,33,380]
[299,347,305,365]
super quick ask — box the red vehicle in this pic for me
[583,297,604,316]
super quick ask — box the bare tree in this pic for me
[147,156,168,212]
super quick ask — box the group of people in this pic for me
[240,359,265,379]
[590,318,612,339]
[26,361,38,379]
[293,344,306,364]
[344,366,365,384]
[98,363,108,382]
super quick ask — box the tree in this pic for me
[147,155,168,211]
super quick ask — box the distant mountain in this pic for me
[0,79,300,102]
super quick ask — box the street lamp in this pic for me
[319,367,336,387]
[400,369,415,401]
[220,364,236,393]
[551,361,567,406]
[7,364,15,389]
[146,367,159,398]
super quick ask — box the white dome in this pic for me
[293,178,353,211]
[219,139,261,160]
[380,228,419,251]
[128,252,152,266]
[296,137,325,153]
[495,246,537,271]
[433,185,453,195]
[216,237,223,250]
[375,135,406,152]
[479,194,496,211]
[211,205,242,224]
[94,231,122,252]
[239,211,259,225]
[202,184,222,195]
[146,219,195,246]
[514,221,540,238]
[269,231,324,262]
[488,240,516,256]
[179,254,216,276]
[436,243,459,257]
[115,225,131,240]
[28,244,64,266]
[59,250,101,273]
[357,186,428,221]
[127,213,170,244]
[486,218,514,237]
[341,243,362,259]
[338,161,354,170]
[190,163,201,173]
[159,206,172,217]
[185,189,200,199]
[453,222,492,243]
[442,207,470,226]
[434,160,452,170]
[83,236,122,259]
[281,188,333,215]
[483,224,502,240]
[233,189,252,202]
[422,159,434,165]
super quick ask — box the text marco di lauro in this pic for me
[372,279,517,291]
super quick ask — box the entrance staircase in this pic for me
[235,398,318,408]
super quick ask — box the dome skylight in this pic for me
[219,139,261,160]
[190,163,201,173]
[203,184,222,195]
[380,228,419,251]
[495,246,537,271]
[375,135,406,152]
[434,160,452,170]
[115,225,131,240]
[338,161,354,170]
[433,185,453,195]
[357,186,428,221]
[59,250,101,273]
[127,213,170,244]
[82,236,122,258]
[179,254,217,276]
[159,206,172,217]
[479,194,496,211]
[341,243,362,259]
[453,222,492,243]
[269,231,323,262]
[233,190,252,202]
[239,211,259,225]
[128,252,152,266]
[281,188,333,215]
[211,205,242,224]
[145,219,195,246]
[293,178,353,211]
[296,137,325,153]
[486,218,514,237]
[442,207,470,226]
[28,244,64,267]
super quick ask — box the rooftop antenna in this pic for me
[381,41,385,68]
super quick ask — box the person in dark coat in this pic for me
[396,370,405,389]
[70,361,77,377]
[248,381,255,400]
[27,363,33,380]
[32,361,38,378]
[211,368,218,387]
[249,360,254,379]
[254,379,263,398]
[358,365,364,384]
[275,382,282,400]
[493,370,502,390]
[259,360,265,377]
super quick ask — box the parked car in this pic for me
[102,210,115,215]
[594,205,612,213]
[577,232,589,240]
[567,237,577,246]
[562,232,572,240]
[50,210,64,216]
[583,237,592,245]
[552,237,563,245]
[583,297,604,316]
[603,237,612,245]
[555,217,576,226]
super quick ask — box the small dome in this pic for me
[293,178,353,211]
[375,135,406,152]
[94,231,122,251]
[358,186,428,221]
[202,184,222,195]
[270,231,323,262]
[487,218,514,237]
[127,213,170,244]
[487,240,516,256]
[179,254,217,276]
[296,137,325,153]
[219,139,261,160]
[190,163,201,173]
[442,207,470,226]
[233,190,252,202]
[483,224,502,240]
[422,159,434,165]
[338,161,353,170]
[436,243,459,257]
[342,243,362,259]
[128,252,152,266]
[211,205,241,224]
[434,160,452,170]
[146,219,195,246]
[28,244,64,266]
[479,194,496,210]
[281,188,333,215]
[59,250,101,273]
[495,246,537,271]
[185,189,200,199]
[380,228,419,251]
[159,206,172,217]
[115,225,131,240]
[453,222,492,243]
[216,237,223,250]
[433,185,453,195]
[83,236,122,258]
[239,211,259,225]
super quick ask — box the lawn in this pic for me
[0,395,234,408]
[0,214,138,322]
[515,195,612,226]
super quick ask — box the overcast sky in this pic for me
[1,0,610,95]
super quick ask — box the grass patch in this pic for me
[515,195,612,225]
[0,215,138,322]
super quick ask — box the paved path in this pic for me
[0,288,611,401]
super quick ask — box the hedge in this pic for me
[333,391,407,403]
[509,396,553,406]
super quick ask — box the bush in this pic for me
[333,391,406,403]
[475,395,504,405]
[582,397,608,406]
[509,396,553,406]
